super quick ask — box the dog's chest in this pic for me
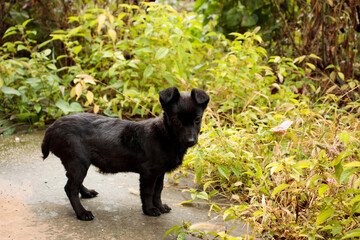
[163,153,185,172]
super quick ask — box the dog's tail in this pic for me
[41,127,52,160]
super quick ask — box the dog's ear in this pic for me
[159,87,180,107]
[191,88,209,108]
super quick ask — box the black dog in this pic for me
[41,87,209,220]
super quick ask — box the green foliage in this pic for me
[1,2,359,239]
[182,93,360,238]
[194,0,275,38]
[0,19,65,127]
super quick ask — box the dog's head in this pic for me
[159,87,209,148]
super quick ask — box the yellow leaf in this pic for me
[80,79,86,89]
[86,91,94,104]
[97,14,106,34]
[107,13,114,24]
[327,0,333,6]
[70,87,76,98]
[76,74,96,85]
[94,104,99,114]
[306,63,316,71]
[75,83,83,100]
[338,72,345,80]
[228,55,238,65]
[108,29,117,42]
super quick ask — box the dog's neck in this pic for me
[156,115,189,155]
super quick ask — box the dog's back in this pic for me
[41,87,209,220]
[42,113,173,173]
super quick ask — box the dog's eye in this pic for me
[172,118,182,127]
[194,117,202,124]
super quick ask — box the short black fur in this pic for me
[41,87,209,220]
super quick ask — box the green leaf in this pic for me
[34,105,41,113]
[338,72,345,80]
[177,44,185,61]
[309,53,321,60]
[271,184,290,197]
[69,102,83,112]
[218,165,230,180]
[164,74,175,85]
[225,8,242,28]
[56,99,71,114]
[3,31,17,39]
[17,45,28,51]
[143,65,154,79]
[253,160,262,179]
[47,64,57,70]
[242,13,258,27]
[343,161,360,169]
[180,199,194,205]
[294,160,311,169]
[22,18,33,28]
[341,228,360,239]
[335,162,343,182]
[1,87,21,96]
[177,232,185,240]
[349,195,360,204]
[195,165,203,184]
[340,168,356,184]
[38,39,53,49]
[197,191,208,200]
[318,184,329,197]
[42,49,51,56]
[329,151,350,167]
[155,47,169,60]
[17,113,37,121]
[124,89,139,98]
[194,0,207,11]
[73,45,82,55]
[325,64,335,70]
[338,132,349,146]
[306,63,316,71]
[3,127,16,136]
[315,208,334,226]
[164,225,182,238]
[294,56,306,64]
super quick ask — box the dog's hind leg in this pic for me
[80,184,98,199]
[153,174,171,213]
[64,161,94,221]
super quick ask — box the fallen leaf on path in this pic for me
[271,120,294,134]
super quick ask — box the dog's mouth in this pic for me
[184,139,197,148]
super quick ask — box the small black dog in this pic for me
[41,87,209,220]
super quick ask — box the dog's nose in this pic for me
[186,138,196,147]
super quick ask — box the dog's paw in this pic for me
[159,204,172,213]
[77,210,95,221]
[81,189,99,199]
[143,207,162,217]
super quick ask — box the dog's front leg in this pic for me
[153,173,171,213]
[139,173,161,216]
